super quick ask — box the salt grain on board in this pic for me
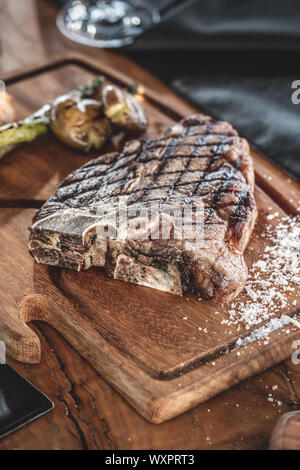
[222,216,300,337]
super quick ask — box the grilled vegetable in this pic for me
[0,76,105,159]
[102,84,147,134]
[49,97,111,152]
[0,76,149,160]
[0,144,17,159]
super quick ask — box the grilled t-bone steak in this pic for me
[29,115,257,302]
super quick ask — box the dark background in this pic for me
[127,0,300,180]
[55,1,300,179]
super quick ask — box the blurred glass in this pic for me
[56,0,160,48]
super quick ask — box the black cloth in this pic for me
[172,74,300,180]
[133,0,300,51]
[127,0,300,180]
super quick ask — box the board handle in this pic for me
[0,295,46,364]
[19,282,103,369]
[4,260,102,365]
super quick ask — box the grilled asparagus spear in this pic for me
[0,76,105,159]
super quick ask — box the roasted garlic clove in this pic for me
[102,84,147,134]
[49,96,111,152]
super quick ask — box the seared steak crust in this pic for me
[29,115,257,301]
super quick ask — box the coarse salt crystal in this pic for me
[224,216,300,338]
[266,212,279,220]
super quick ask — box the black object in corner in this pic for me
[0,364,54,440]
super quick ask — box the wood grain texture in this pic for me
[0,0,299,448]
[0,56,299,424]
[269,411,300,450]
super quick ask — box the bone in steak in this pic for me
[29,115,257,302]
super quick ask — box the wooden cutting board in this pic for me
[0,53,299,424]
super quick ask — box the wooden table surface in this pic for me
[0,0,299,450]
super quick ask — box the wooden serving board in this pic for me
[0,54,299,424]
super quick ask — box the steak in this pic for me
[29,115,257,302]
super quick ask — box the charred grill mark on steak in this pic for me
[161,135,212,206]
[140,129,189,204]
[54,138,241,200]
[180,136,231,219]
